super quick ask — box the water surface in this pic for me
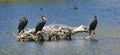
[0,0,120,55]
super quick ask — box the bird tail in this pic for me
[18,30,21,34]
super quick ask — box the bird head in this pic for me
[41,16,47,21]
[22,17,28,21]
[94,16,97,20]
[19,17,27,22]
[22,17,26,19]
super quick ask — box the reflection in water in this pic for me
[0,0,120,55]
[42,40,87,55]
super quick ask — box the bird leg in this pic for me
[18,29,24,36]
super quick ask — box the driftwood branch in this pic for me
[16,24,94,42]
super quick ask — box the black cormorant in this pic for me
[34,16,47,34]
[89,16,98,35]
[18,17,28,34]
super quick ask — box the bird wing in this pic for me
[89,20,97,31]
[18,18,28,30]
[35,22,45,32]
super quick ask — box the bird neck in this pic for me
[42,20,46,22]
